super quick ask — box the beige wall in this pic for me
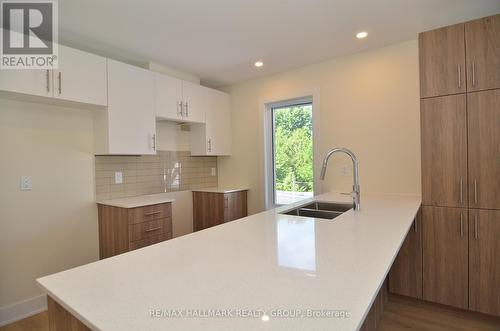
[218,40,421,214]
[0,99,99,309]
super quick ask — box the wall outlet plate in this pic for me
[114,171,123,184]
[20,176,32,191]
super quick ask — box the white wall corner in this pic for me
[0,294,47,327]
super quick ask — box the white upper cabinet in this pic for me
[181,81,205,123]
[94,59,156,155]
[53,46,107,106]
[155,73,183,120]
[0,45,107,106]
[0,69,53,98]
[155,75,205,123]
[191,88,231,156]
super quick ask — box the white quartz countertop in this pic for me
[96,193,175,208]
[191,187,249,193]
[38,192,421,331]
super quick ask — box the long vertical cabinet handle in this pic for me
[178,101,183,117]
[457,64,461,89]
[185,101,189,117]
[45,70,50,93]
[460,212,464,238]
[57,72,62,94]
[152,134,156,151]
[474,214,479,240]
[471,62,476,87]
[459,178,463,205]
[474,179,478,205]
[207,138,212,153]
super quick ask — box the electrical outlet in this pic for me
[20,176,32,191]
[211,168,216,177]
[339,165,349,177]
[114,171,123,184]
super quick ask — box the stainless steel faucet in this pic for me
[320,147,361,211]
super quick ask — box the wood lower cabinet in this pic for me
[388,208,422,299]
[422,206,468,309]
[193,190,248,231]
[419,23,466,98]
[97,202,172,259]
[467,90,500,210]
[421,95,467,208]
[469,209,500,317]
[465,14,500,92]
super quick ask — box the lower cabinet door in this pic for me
[422,206,468,309]
[469,209,500,317]
[388,208,423,299]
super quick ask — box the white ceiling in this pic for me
[59,0,500,87]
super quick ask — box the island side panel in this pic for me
[359,279,388,331]
[48,296,91,331]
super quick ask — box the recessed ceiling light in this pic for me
[254,61,263,67]
[356,31,368,39]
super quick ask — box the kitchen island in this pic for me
[37,192,421,331]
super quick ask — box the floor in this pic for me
[1,296,499,331]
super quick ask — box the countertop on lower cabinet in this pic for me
[96,193,175,208]
[38,192,421,331]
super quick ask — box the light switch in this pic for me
[20,176,32,191]
[211,168,216,177]
[114,171,123,184]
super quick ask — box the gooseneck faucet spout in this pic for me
[320,147,361,211]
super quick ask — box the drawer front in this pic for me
[129,203,172,224]
[129,217,172,242]
[129,232,172,251]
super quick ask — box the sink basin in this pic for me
[281,201,353,220]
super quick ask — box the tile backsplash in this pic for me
[95,151,217,201]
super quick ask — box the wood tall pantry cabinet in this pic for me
[389,13,500,318]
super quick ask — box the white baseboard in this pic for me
[0,294,47,327]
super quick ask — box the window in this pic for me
[270,101,314,205]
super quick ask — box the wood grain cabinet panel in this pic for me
[421,95,467,208]
[388,208,422,299]
[469,209,500,317]
[465,14,500,92]
[422,206,468,309]
[467,90,500,210]
[193,190,248,231]
[419,24,466,98]
[97,202,172,259]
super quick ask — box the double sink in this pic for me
[281,201,353,220]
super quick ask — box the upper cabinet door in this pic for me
[467,90,500,210]
[419,24,466,98]
[182,81,205,123]
[465,14,500,92]
[206,88,231,156]
[421,95,467,208]
[53,45,107,106]
[155,73,183,120]
[0,69,53,98]
[106,59,156,155]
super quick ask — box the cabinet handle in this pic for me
[459,178,463,204]
[207,138,212,152]
[144,210,161,216]
[152,134,156,151]
[414,217,417,233]
[145,226,162,232]
[474,214,479,240]
[185,101,189,117]
[474,179,478,204]
[178,101,183,117]
[45,70,50,92]
[457,64,461,89]
[471,62,476,87]
[57,72,62,94]
[460,213,464,238]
